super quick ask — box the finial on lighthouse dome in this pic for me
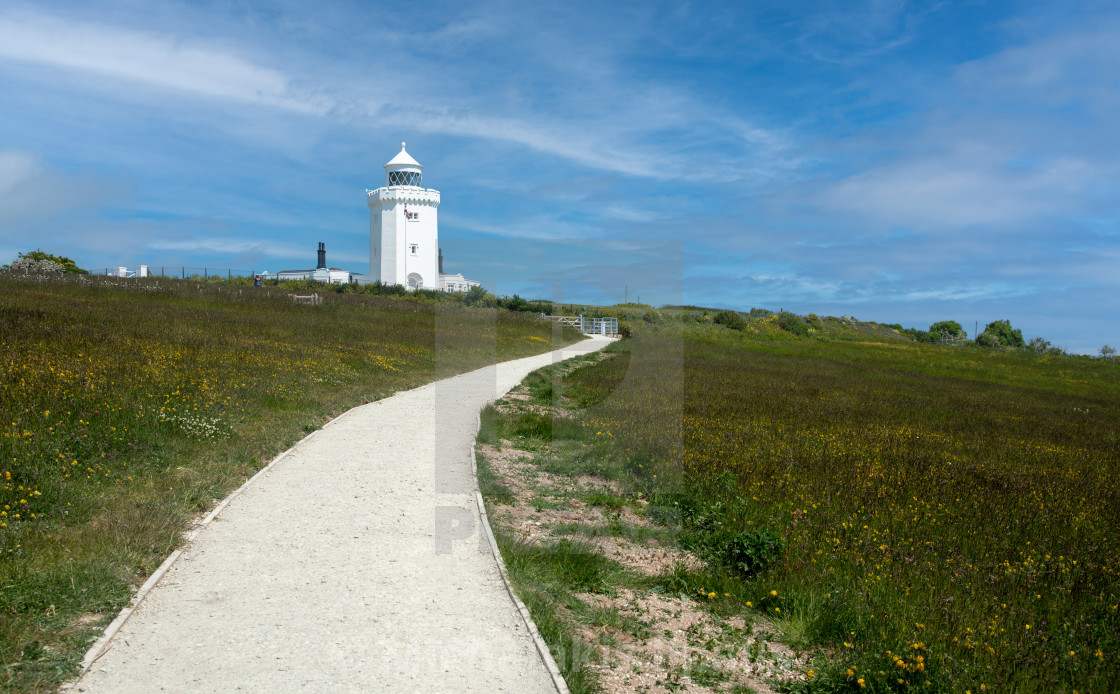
[384,140,423,187]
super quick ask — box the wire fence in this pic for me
[94,266,260,280]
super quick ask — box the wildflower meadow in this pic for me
[517,318,1119,693]
[0,273,578,691]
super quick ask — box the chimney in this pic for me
[317,242,326,269]
[438,247,444,274]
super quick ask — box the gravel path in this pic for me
[74,336,614,693]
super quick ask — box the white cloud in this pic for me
[819,153,1102,231]
[955,26,1120,108]
[896,284,1034,302]
[0,7,795,186]
[0,10,326,113]
[742,272,842,297]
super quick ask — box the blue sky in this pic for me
[1,1,1118,353]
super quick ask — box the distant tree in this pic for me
[500,294,531,312]
[713,310,747,331]
[977,319,1025,348]
[463,285,492,307]
[1102,345,1118,359]
[975,331,1001,348]
[928,320,966,341]
[1027,337,1052,353]
[1026,337,1066,356]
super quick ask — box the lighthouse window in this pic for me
[410,244,418,255]
[388,171,422,187]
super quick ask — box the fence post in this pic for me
[228,269,231,282]
[204,268,207,279]
[182,267,185,279]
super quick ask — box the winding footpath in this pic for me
[73,335,614,693]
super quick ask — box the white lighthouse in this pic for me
[368,142,440,290]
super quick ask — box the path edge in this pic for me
[471,411,572,694]
[71,409,358,682]
[69,338,605,690]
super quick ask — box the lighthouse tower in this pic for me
[367,142,440,290]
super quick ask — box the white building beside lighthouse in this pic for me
[367,143,480,293]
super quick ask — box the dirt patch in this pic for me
[482,444,704,577]
[72,613,103,627]
[478,442,538,497]
[581,535,706,576]
[479,383,811,694]
[576,590,807,694]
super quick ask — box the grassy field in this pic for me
[0,273,580,692]
[481,318,1119,693]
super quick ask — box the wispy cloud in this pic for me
[794,0,933,64]
[0,10,326,113]
[818,152,1103,231]
[0,7,794,184]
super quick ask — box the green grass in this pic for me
[494,533,618,694]
[537,321,1120,693]
[476,386,660,694]
[0,273,582,692]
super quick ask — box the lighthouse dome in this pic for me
[384,142,423,187]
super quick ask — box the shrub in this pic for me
[713,310,747,331]
[928,320,967,343]
[3,250,87,274]
[975,331,1001,347]
[777,312,811,337]
[499,293,532,312]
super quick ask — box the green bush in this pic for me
[928,320,967,343]
[777,312,811,337]
[713,309,747,331]
[929,320,963,336]
[4,250,88,274]
[978,319,1024,348]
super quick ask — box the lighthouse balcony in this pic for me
[366,188,441,206]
